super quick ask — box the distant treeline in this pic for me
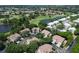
[0,5,79,9]
[0,5,79,13]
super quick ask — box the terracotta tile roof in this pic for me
[20,28,30,33]
[37,44,53,53]
[41,30,51,36]
[52,35,65,43]
[7,33,21,42]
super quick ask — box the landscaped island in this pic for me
[0,5,79,53]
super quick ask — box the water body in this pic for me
[0,24,11,32]
[40,15,65,24]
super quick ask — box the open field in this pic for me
[30,15,51,25]
[30,15,64,25]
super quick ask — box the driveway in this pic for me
[52,44,66,53]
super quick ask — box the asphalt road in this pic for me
[66,39,77,53]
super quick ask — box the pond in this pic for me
[0,44,5,51]
[0,24,11,32]
[39,15,65,25]
[0,41,6,52]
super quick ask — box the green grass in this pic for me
[30,15,65,26]
[71,36,79,53]
[72,43,79,53]
[30,15,52,25]
[65,12,72,16]
[10,15,21,19]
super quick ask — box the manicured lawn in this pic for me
[72,43,79,53]
[30,15,53,25]
[65,12,73,16]
[71,36,79,53]
[30,15,64,25]
[5,32,11,36]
